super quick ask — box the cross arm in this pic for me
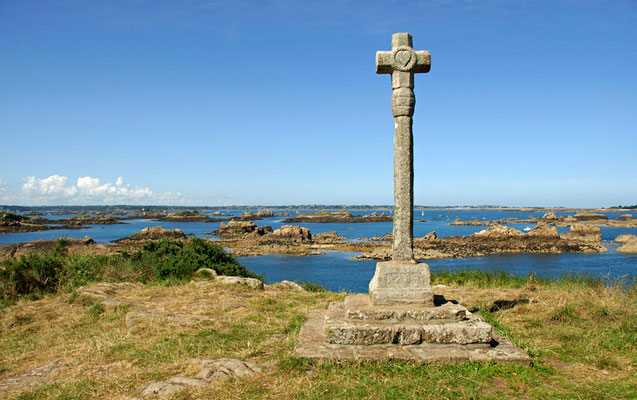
[413,51,431,73]
[376,51,394,74]
[376,50,431,74]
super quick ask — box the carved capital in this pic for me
[391,87,415,117]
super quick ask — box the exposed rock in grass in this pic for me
[268,280,306,291]
[0,360,61,393]
[131,358,261,399]
[216,276,265,290]
[193,268,218,280]
[194,358,262,380]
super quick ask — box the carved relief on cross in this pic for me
[376,33,431,117]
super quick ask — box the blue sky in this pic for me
[1,0,635,207]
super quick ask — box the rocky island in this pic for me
[154,210,229,222]
[283,211,392,223]
[30,215,125,225]
[204,221,607,259]
[452,211,637,228]
[0,212,87,233]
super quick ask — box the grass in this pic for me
[0,267,635,399]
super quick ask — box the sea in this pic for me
[2,209,635,292]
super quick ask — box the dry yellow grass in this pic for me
[0,276,635,399]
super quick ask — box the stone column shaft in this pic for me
[392,115,414,261]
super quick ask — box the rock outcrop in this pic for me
[155,211,220,222]
[51,216,124,225]
[562,225,602,242]
[0,360,61,393]
[235,210,276,221]
[571,212,608,221]
[0,212,87,233]
[472,225,525,239]
[216,276,265,290]
[267,280,306,291]
[616,234,637,254]
[527,222,560,239]
[615,234,637,243]
[211,221,272,237]
[263,225,312,243]
[314,231,346,243]
[450,218,490,226]
[542,212,559,220]
[423,231,437,240]
[616,214,634,221]
[113,226,187,243]
[132,358,261,399]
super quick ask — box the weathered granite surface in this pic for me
[369,260,434,306]
[376,32,430,262]
[294,296,531,365]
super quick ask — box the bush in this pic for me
[297,281,327,292]
[0,237,259,306]
[0,252,64,301]
[138,238,260,281]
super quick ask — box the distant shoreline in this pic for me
[2,205,636,214]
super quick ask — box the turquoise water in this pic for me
[2,209,635,290]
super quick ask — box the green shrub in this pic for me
[297,281,327,292]
[0,237,259,305]
[0,252,64,301]
[139,238,260,281]
[60,254,103,289]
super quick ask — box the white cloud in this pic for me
[22,175,77,197]
[0,175,237,206]
[16,175,178,205]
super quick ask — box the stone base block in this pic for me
[343,294,466,322]
[295,310,531,365]
[325,318,493,346]
[369,261,434,305]
[294,294,531,365]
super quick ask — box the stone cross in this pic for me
[376,32,431,261]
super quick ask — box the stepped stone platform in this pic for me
[295,294,531,365]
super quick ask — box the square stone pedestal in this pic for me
[369,260,434,305]
[294,293,531,365]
